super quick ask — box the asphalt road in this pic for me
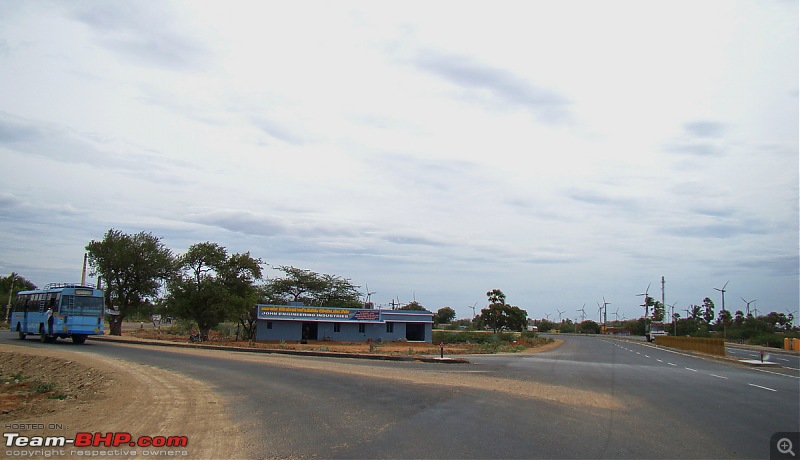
[725,344,800,370]
[3,332,798,459]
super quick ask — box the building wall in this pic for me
[254,309,433,343]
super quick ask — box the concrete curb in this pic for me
[88,335,470,364]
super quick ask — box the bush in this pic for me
[748,333,785,348]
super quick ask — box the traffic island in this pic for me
[738,359,780,367]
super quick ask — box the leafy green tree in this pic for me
[651,300,665,322]
[702,297,715,324]
[166,242,263,341]
[480,303,508,333]
[716,309,733,328]
[479,288,528,332]
[264,266,361,308]
[86,229,177,335]
[579,320,601,334]
[486,289,506,304]
[1,273,37,322]
[434,307,456,325]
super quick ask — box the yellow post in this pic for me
[793,338,800,352]
[785,337,791,350]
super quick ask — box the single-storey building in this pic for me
[254,303,434,343]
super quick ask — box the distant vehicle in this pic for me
[10,283,105,344]
[645,321,667,342]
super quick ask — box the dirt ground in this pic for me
[0,336,622,459]
[0,342,243,458]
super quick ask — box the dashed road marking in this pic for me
[748,383,776,392]
[685,367,697,372]
[709,374,728,379]
[668,363,676,366]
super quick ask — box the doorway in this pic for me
[406,323,425,341]
[302,322,318,341]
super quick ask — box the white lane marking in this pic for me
[644,355,650,358]
[752,368,800,379]
[709,374,728,379]
[748,383,777,392]
[782,366,800,371]
[657,359,663,363]
[668,363,676,366]
[685,367,697,372]
[775,358,789,362]
[636,352,641,355]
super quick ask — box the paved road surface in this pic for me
[2,332,798,458]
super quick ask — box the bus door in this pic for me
[21,298,29,333]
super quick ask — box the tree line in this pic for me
[2,229,366,341]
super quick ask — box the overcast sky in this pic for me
[1,0,797,322]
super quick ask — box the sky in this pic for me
[0,0,797,322]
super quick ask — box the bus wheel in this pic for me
[16,325,26,340]
[72,335,87,344]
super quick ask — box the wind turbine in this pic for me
[469,301,479,318]
[602,297,611,326]
[637,283,651,318]
[714,281,729,312]
[557,309,565,323]
[613,307,620,323]
[740,297,756,317]
[364,284,376,308]
[544,312,551,321]
[577,304,586,322]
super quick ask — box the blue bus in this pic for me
[10,283,105,344]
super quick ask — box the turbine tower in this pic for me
[740,297,756,317]
[637,283,651,318]
[714,281,729,312]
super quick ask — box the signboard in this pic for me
[257,305,382,322]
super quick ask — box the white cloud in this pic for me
[0,0,796,320]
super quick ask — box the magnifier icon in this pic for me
[778,438,795,457]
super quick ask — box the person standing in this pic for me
[45,307,54,336]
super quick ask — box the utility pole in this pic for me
[661,276,665,323]
[5,272,16,323]
[714,281,729,340]
[81,253,88,286]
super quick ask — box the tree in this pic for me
[398,301,426,311]
[166,242,263,341]
[1,273,37,322]
[651,300,665,322]
[505,305,529,331]
[486,289,506,305]
[264,266,361,308]
[479,288,528,332]
[579,320,601,334]
[434,307,456,326]
[702,297,715,324]
[86,229,177,335]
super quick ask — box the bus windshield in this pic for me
[61,295,104,316]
